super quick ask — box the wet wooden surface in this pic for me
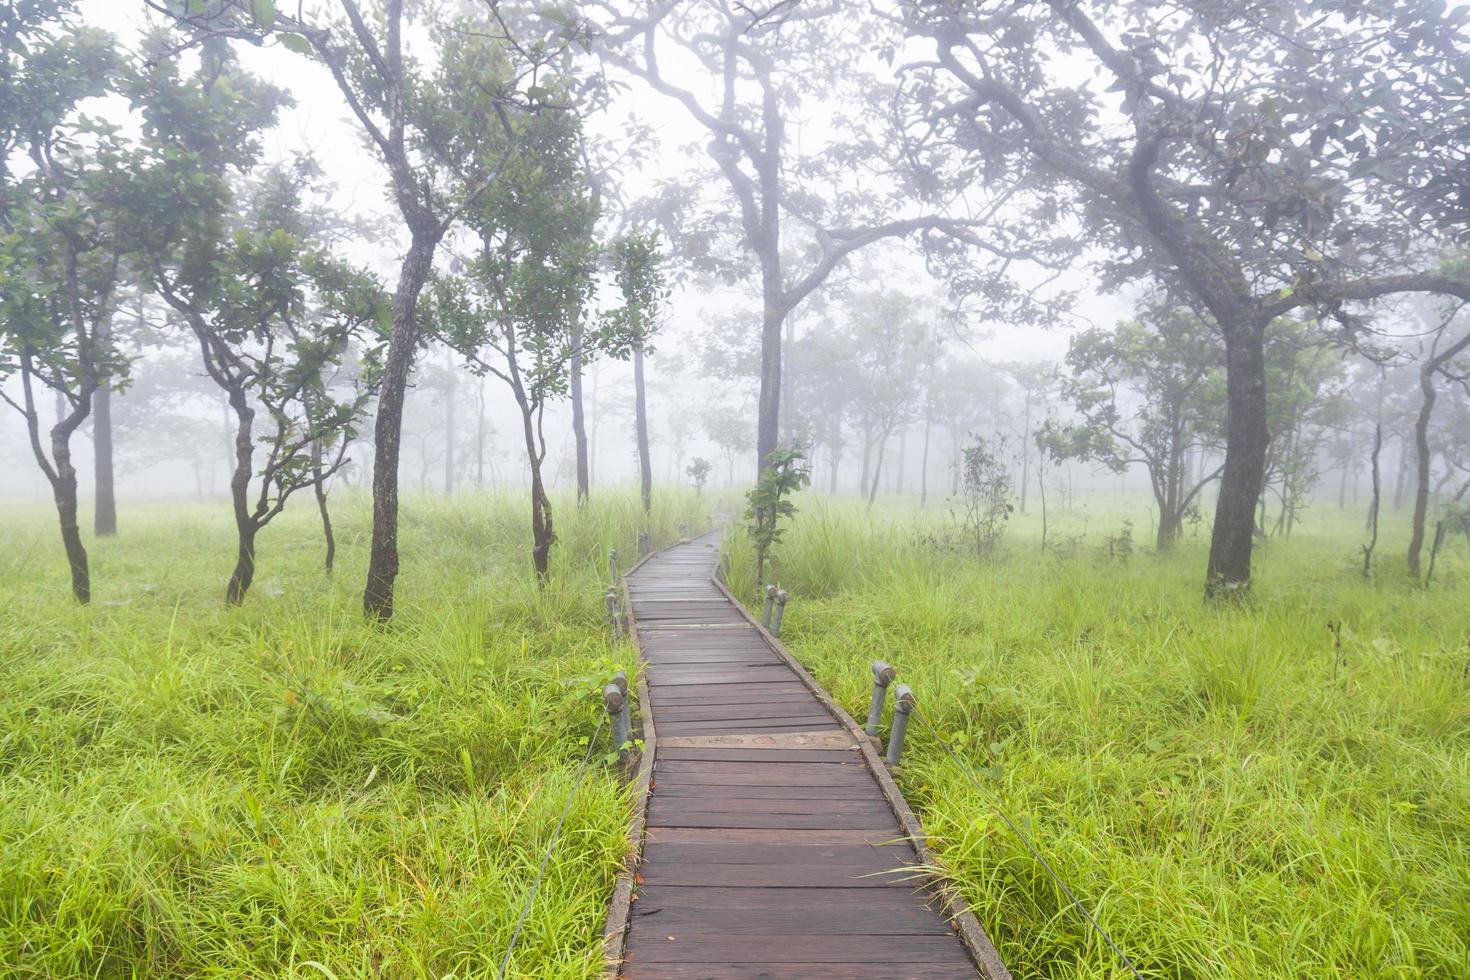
[618,536,977,978]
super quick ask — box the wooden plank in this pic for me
[655,747,861,763]
[624,934,970,965]
[628,888,955,935]
[637,863,919,889]
[621,963,972,979]
[641,839,914,867]
[652,703,839,723]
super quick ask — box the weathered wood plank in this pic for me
[624,934,970,965]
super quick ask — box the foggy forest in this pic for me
[2,0,1469,978]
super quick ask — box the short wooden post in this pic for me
[609,548,619,584]
[761,584,777,627]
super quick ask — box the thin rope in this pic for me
[911,707,1145,980]
[496,713,606,979]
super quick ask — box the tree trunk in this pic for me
[829,442,840,494]
[443,363,455,495]
[1407,363,1437,579]
[1018,395,1031,513]
[226,523,257,606]
[895,425,907,495]
[633,339,652,513]
[1206,319,1269,597]
[919,408,932,505]
[51,425,90,603]
[475,379,487,488]
[570,320,589,503]
[312,438,335,573]
[225,385,256,606]
[364,235,437,621]
[867,427,891,506]
[93,312,117,537]
[1392,439,1410,510]
[1362,421,1382,578]
[755,296,784,477]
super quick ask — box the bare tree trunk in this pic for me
[312,438,335,573]
[475,379,486,488]
[364,235,437,621]
[570,321,589,503]
[1018,394,1031,513]
[633,340,652,513]
[756,282,784,476]
[93,313,117,537]
[895,425,907,495]
[1407,364,1436,579]
[1362,422,1383,578]
[1206,319,1269,598]
[1392,439,1410,510]
[867,427,892,506]
[919,407,932,506]
[443,362,455,495]
[829,442,840,494]
[225,385,256,606]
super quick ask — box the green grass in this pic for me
[734,495,1470,979]
[0,488,708,978]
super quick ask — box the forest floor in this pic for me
[0,490,707,979]
[724,496,1470,979]
[4,489,1468,978]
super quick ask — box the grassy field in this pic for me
[726,495,1470,979]
[0,489,707,978]
[6,487,1468,979]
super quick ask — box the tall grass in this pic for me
[756,495,1470,979]
[0,488,708,978]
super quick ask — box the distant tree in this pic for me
[836,289,935,505]
[609,230,668,515]
[702,409,753,486]
[686,457,711,495]
[955,434,1014,560]
[0,5,130,602]
[1046,304,1225,551]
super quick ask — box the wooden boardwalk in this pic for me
[608,535,998,979]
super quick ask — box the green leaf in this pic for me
[279,33,312,55]
[251,0,277,28]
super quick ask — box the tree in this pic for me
[686,456,711,495]
[151,1,578,620]
[587,1,1009,482]
[834,289,934,505]
[130,96,386,605]
[903,0,1470,596]
[1406,295,1470,579]
[700,408,752,487]
[0,5,129,602]
[609,230,667,515]
[1048,304,1226,551]
[744,445,809,583]
[435,94,612,581]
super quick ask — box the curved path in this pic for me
[607,534,1007,979]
